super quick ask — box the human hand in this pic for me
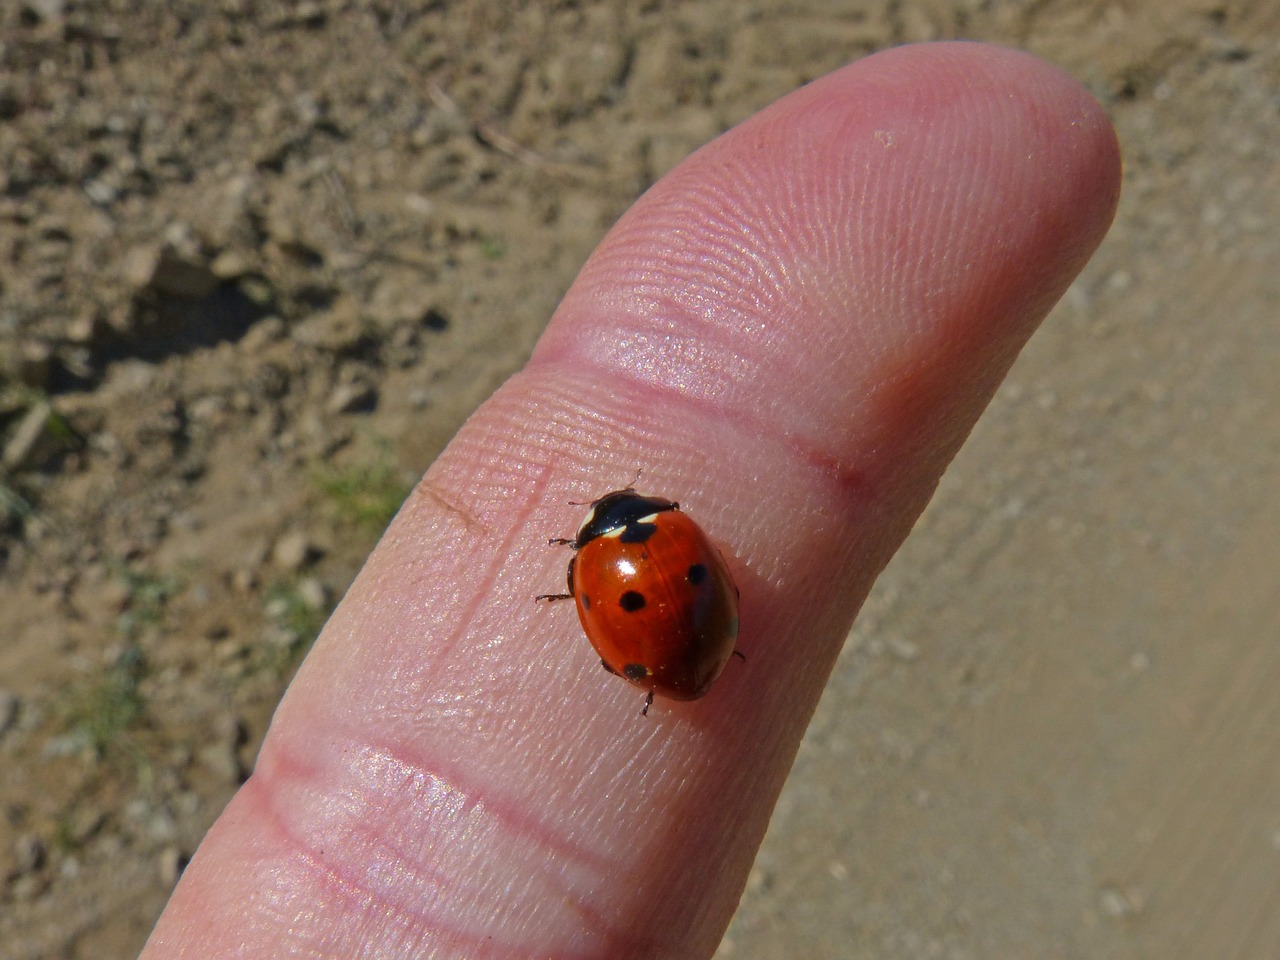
[141,43,1119,959]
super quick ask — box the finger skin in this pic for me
[142,43,1120,959]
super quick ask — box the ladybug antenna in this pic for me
[566,468,644,505]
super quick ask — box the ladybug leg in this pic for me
[732,650,747,662]
[548,537,575,546]
[535,555,577,603]
[600,660,620,676]
[640,690,654,716]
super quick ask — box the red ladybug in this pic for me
[538,489,741,714]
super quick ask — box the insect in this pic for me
[537,488,741,714]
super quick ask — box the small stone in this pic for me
[326,380,376,415]
[64,808,105,845]
[365,271,437,330]
[122,245,159,290]
[157,845,187,886]
[238,275,275,307]
[1099,884,1142,917]
[215,712,245,744]
[271,530,319,572]
[0,690,18,736]
[10,341,52,388]
[9,873,47,901]
[167,744,194,768]
[210,249,254,279]
[123,243,219,299]
[295,576,328,611]
[888,637,920,661]
[214,635,250,663]
[188,394,227,424]
[291,299,364,352]
[97,576,134,613]
[238,315,286,353]
[231,566,257,593]
[22,0,65,21]
[200,174,258,250]
[198,714,246,784]
[3,401,62,471]
[147,808,179,844]
[65,311,105,345]
[12,833,45,876]
[42,732,86,759]
[197,740,242,783]
[84,178,117,205]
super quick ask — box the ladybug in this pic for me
[537,489,741,714]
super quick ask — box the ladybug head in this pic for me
[574,490,679,547]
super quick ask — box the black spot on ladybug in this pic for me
[619,590,646,612]
[619,521,658,544]
[581,594,591,610]
[623,663,650,681]
[687,562,708,585]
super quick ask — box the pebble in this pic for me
[12,832,45,876]
[157,845,187,886]
[0,690,18,736]
[9,872,47,901]
[65,310,104,345]
[326,380,377,414]
[271,530,319,572]
[197,733,243,784]
[63,808,105,846]
[210,249,254,279]
[200,174,258,250]
[10,341,53,389]
[195,716,243,783]
[231,567,258,593]
[238,314,286,353]
[295,576,328,611]
[96,576,135,613]
[123,243,219,300]
[291,299,363,352]
[21,0,65,22]
[2,401,61,471]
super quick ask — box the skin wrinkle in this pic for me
[472,372,889,596]
[515,360,884,527]
[407,476,488,534]
[239,776,411,949]
[554,296,886,477]
[252,731,633,957]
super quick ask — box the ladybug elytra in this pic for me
[537,489,741,714]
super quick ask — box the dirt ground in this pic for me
[1,1,1278,958]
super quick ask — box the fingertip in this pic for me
[532,41,1120,507]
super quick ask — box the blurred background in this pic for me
[1,1,1276,957]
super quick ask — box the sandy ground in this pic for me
[2,1,1278,957]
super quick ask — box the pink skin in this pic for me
[142,43,1119,959]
